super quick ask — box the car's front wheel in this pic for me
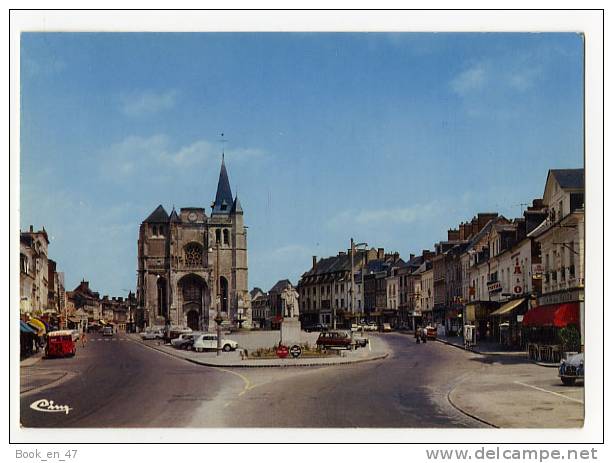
[223,344,232,352]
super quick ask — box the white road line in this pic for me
[513,381,584,404]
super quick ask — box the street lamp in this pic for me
[350,238,368,331]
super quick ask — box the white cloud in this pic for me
[328,203,438,230]
[450,62,487,96]
[100,134,267,180]
[120,89,178,116]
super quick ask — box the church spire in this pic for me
[211,155,233,215]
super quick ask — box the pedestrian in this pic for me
[81,326,87,347]
[421,327,427,344]
[415,326,421,344]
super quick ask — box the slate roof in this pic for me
[550,169,584,190]
[212,156,234,215]
[269,279,293,293]
[230,195,243,214]
[250,287,264,298]
[169,208,181,223]
[144,205,170,223]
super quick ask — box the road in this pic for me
[20,332,580,428]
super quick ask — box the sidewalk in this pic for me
[20,350,44,367]
[20,367,70,394]
[129,334,390,368]
[448,361,584,428]
[436,334,526,356]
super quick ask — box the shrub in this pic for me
[558,325,581,352]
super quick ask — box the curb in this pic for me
[435,338,557,367]
[20,351,44,367]
[20,370,71,396]
[446,386,499,429]
[132,336,389,368]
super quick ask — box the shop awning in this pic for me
[27,318,46,335]
[68,317,81,323]
[490,298,526,317]
[522,303,579,328]
[20,321,38,334]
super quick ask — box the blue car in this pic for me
[559,352,584,386]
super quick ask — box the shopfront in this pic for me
[522,301,581,363]
[489,297,528,348]
[464,301,499,342]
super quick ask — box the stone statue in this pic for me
[281,283,300,319]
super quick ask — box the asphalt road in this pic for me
[20,332,490,428]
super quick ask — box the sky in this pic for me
[20,32,584,297]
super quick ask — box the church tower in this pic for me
[136,155,250,331]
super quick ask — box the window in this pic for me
[215,229,221,244]
[152,225,158,236]
[223,229,230,245]
[184,243,203,268]
[559,200,564,219]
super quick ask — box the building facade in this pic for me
[20,226,50,316]
[136,156,250,331]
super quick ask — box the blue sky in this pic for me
[20,33,584,296]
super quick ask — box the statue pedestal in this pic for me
[280,318,301,345]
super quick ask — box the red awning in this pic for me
[522,303,580,328]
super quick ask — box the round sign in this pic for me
[276,344,289,358]
[514,285,523,294]
[289,344,302,358]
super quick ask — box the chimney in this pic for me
[29,225,34,232]
[459,223,466,240]
[447,228,460,241]
[410,253,415,260]
[377,248,384,259]
[338,251,346,257]
[312,256,317,269]
[477,213,498,232]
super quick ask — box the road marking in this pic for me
[513,381,584,404]
[211,367,256,396]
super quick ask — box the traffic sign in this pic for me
[289,345,302,358]
[276,344,289,358]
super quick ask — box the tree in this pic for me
[558,325,581,352]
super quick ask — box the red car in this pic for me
[316,331,353,349]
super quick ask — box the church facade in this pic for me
[136,156,250,331]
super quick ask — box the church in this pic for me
[136,156,250,331]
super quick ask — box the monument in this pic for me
[280,283,301,345]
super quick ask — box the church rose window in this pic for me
[184,243,203,268]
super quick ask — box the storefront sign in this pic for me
[517,315,524,322]
[532,263,544,278]
[538,288,584,306]
[487,281,502,293]
[514,285,523,294]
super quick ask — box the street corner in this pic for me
[447,363,584,428]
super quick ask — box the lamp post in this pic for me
[350,238,368,330]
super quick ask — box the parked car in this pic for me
[316,330,353,349]
[140,328,164,340]
[366,322,378,331]
[425,326,437,339]
[171,333,199,350]
[559,352,584,386]
[70,329,81,341]
[380,323,392,332]
[353,333,369,348]
[102,326,114,337]
[304,323,328,333]
[192,334,238,352]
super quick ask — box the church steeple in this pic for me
[211,155,233,215]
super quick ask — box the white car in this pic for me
[192,334,238,352]
[140,328,164,340]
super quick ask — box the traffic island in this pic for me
[129,334,390,368]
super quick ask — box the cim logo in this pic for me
[30,399,72,415]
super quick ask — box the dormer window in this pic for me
[221,200,228,211]
[152,225,158,236]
